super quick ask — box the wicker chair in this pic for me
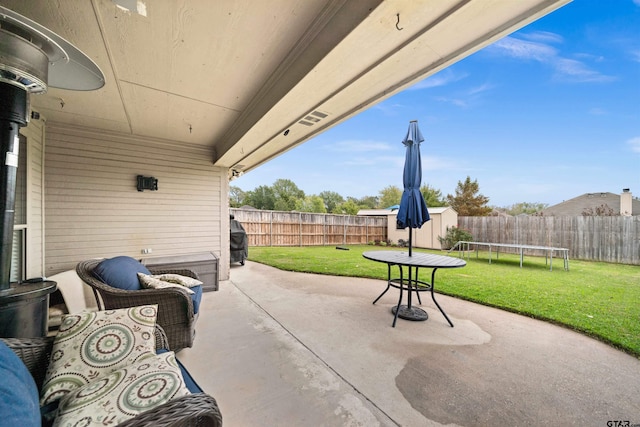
[1,326,222,427]
[76,258,199,351]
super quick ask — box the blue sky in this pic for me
[233,0,640,208]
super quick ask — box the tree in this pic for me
[438,226,473,250]
[582,204,616,216]
[295,195,327,213]
[352,195,378,209]
[244,185,275,210]
[229,185,246,208]
[272,179,305,211]
[421,184,446,207]
[505,202,549,216]
[332,199,361,215]
[378,185,402,209]
[446,176,491,216]
[319,191,344,213]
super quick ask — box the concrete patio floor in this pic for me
[178,261,640,427]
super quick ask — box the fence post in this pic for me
[300,212,303,247]
[323,214,327,246]
[344,216,347,245]
[366,217,369,244]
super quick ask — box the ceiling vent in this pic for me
[298,110,329,127]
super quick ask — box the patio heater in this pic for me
[0,6,104,337]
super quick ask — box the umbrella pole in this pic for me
[407,227,413,308]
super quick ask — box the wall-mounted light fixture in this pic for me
[229,164,245,181]
[137,175,158,191]
[229,169,243,180]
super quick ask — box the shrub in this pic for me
[438,226,473,250]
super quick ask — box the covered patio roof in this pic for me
[2,0,569,175]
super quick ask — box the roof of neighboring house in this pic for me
[540,192,640,216]
[357,207,456,216]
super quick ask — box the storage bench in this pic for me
[142,252,219,291]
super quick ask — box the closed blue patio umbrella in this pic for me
[394,120,430,321]
[396,120,430,255]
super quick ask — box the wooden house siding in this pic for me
[44,124,229,279]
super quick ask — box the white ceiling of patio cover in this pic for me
[0,0,569,172]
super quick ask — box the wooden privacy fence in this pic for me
[230,208,387,247]
[458,216,640,265]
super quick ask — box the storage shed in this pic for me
[357,207,458,250]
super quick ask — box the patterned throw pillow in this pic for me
[53,351,190,427]
[154,273,203,288]
[40,305,158,408]
[137,273,197,294]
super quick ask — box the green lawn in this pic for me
[247,245,640,358]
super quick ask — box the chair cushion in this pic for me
[137,273,202,314]
[40,305,158,409]
[0,340,40,427]
[191,285,203,315]
[54,351,190,426]
[93,256,151,290]
[156,349,203,393]
[138,273,195,294]
[153,273,203,288]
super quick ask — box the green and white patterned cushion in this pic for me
[137,273,197,294]
[53,351,190,427]
[40,305,158,408]
[154,273,203,288]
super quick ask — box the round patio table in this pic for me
[362,250,466,327]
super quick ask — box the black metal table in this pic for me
[0,280,57,338]
[363,251,466,327]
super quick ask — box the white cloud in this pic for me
[342,154,403,168]
[432,82,493,108]
[372,102,404,116]
[491,36,557,62]
[467,82,494,95]
[410,69,468,90]
[574,52,605,62]
[422,156,462,171]
[520,31,564,44]
[489,36,614,83]
[630,50,640,63]
[627,137,640,153]
[434,96,468,108]
[553,58,616,82]
[328,140,393,153]
[588,107,607,115]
